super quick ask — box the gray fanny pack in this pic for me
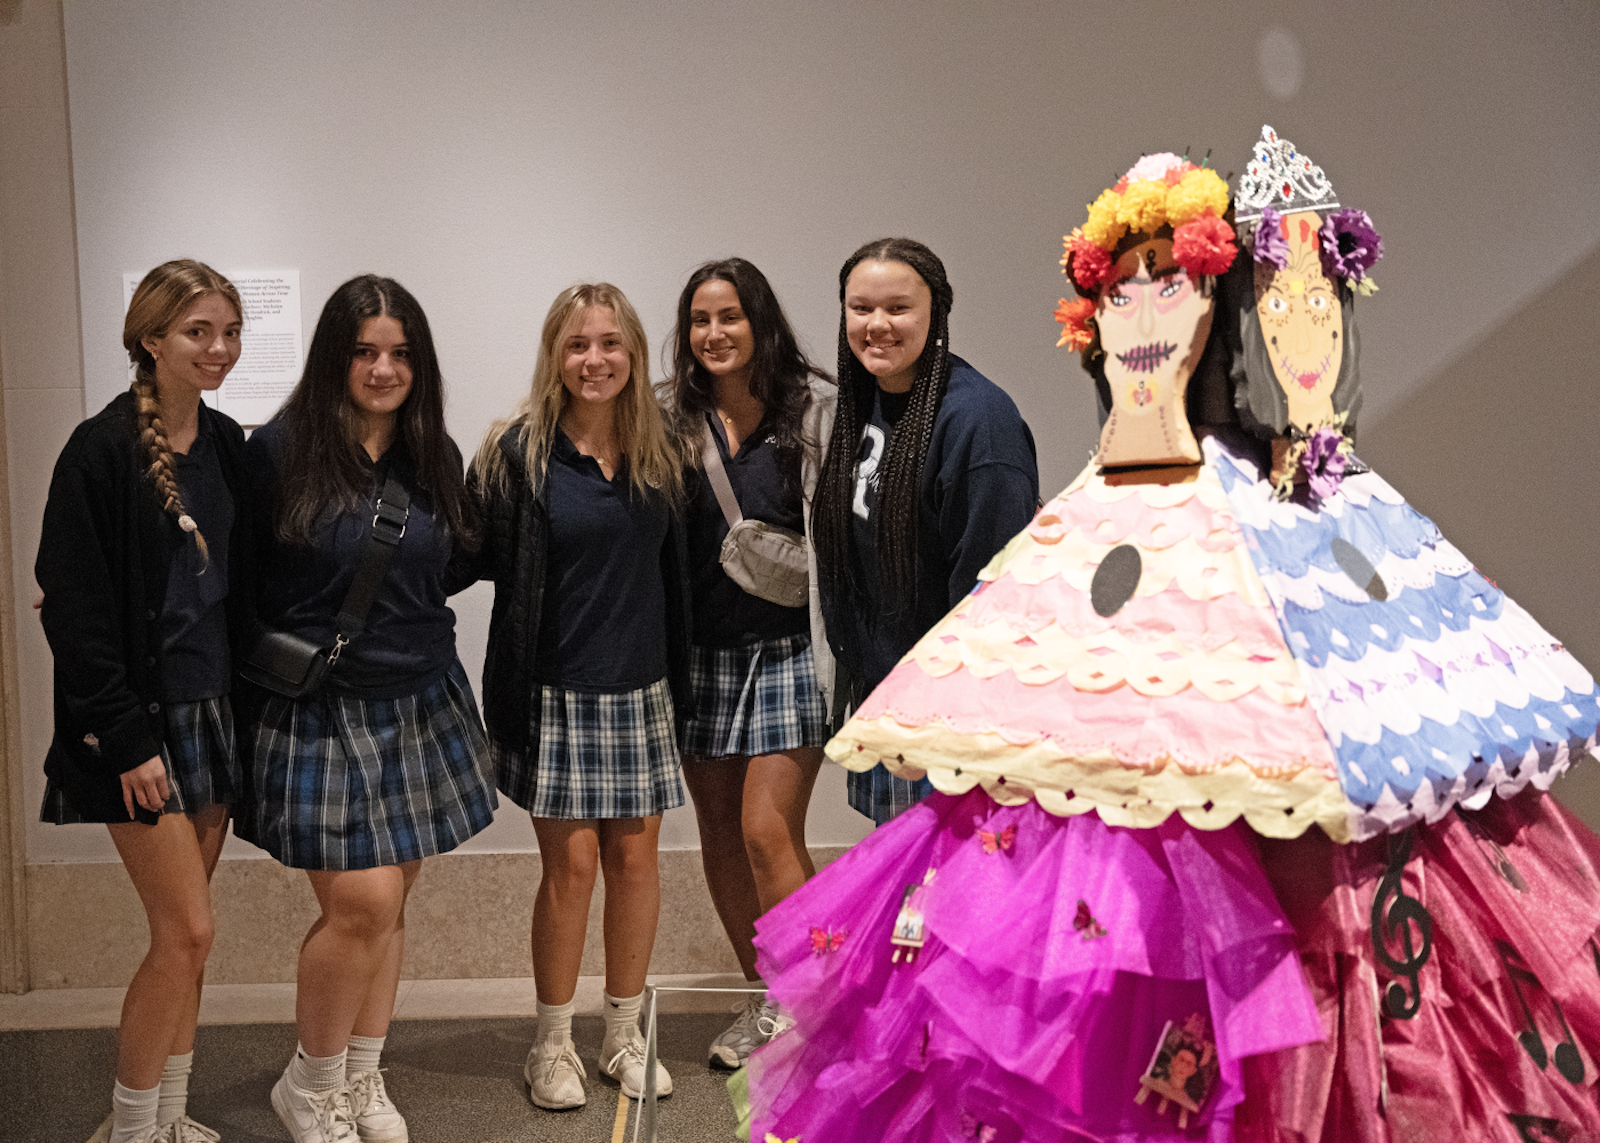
[701,421,808,608]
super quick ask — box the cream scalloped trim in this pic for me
[827,717,1353,842]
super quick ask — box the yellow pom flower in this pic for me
[1166,168,1230,227]
[1082,190,1124,249]
[1115,179,1168,236]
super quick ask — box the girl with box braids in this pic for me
[815,238,953,624]
[813,238,1039,825]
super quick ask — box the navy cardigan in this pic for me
[36,392,251,823]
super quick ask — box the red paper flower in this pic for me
[1054,296,1096,350]
[1172,214,1237,277]
[1068,236,1115,291]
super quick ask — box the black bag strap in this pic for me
[328,472,410,663]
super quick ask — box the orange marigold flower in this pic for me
[1054,296,1096,350]
[1172,214,1238,277]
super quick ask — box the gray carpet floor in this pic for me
[1,1015,745,1142]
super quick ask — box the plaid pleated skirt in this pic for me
[679,633,829,759]
[42,697,239,824]
[243,660,498,871]
[493,676,686,820]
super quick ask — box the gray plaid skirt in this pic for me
[42,697,239,824]
[493,676,685,820]
[242,660,497,871]
[678,634,829,759]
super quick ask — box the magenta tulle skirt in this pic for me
[751,789,1325,1142]
[1238,786,1600,1142]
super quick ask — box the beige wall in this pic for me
[1,1,1597,990]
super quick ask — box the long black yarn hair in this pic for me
[813,237,954,625]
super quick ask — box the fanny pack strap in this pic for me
[700,420,745,529]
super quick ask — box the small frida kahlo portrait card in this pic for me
[1135,1012,1219,1127]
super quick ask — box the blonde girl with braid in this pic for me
[38,259,250,1143]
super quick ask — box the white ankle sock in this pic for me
[109,1079,159,1143]
[602,990,644,1049]
[346,1033,385,1078]
[156,1051,193,1125]
[289,1045,347,1094]
[536,998,575,1047]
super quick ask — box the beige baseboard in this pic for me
[25,845,849,991]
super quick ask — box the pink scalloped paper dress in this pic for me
[750,458,1329,1142]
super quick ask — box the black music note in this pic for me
[1496,938,1586,1083]
[1370,827,1434,1019]
[1456,806,1529,893]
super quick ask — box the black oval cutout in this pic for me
[1331,537,1387,601]
[1091,544,1142,616]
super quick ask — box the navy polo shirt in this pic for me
[535,428,670,691]
[160,421,233,701]
[246,420,458,699]
[686,413,810,647]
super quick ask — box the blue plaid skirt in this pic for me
[847,766,933,827]
[243,660,497,870]
[493,676,685,820]
[679,634,829,759]
[42,697,239,824]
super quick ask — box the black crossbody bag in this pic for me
[239,473,411,698]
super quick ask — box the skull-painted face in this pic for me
[1094,234,1213,467]
[1253,210,1343,430]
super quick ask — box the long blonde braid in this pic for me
[123,259,242,570]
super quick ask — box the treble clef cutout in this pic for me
[1370,826,1433,1019]
[1496,938,1585,1083]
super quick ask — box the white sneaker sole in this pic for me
[708,1042,745,1070]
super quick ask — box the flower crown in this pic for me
[1055,153,1237,351]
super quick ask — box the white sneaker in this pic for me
[757,1003,795,1040]
[347,1070,408,1143]
[271,1068,359,1143]
[169,1117,222,1143]
[600,1031,673,1100]
[83,1117,169,1143]
[524,1038,587,1110]
[709,994,784,1069]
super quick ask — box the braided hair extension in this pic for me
[664,258,832,491]
[277,275,478,548]
[123,260,244,569]
[813,238,954,624]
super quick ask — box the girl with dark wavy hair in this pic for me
[38,259,247,1143]
[664,258,836,1068]
[240,275,496,1143]
[811,238,1039,824]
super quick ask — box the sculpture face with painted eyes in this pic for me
[1093,234,1213,468]
[1253,210,1343,430]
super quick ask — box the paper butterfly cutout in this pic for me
[960,1110,998,1142]
[810,926,847,954]
[764,1135,801,1143]
[979,823,1016,854]
[1074,899,1107,940]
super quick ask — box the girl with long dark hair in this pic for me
[468,283,687,1111]
[811,238,1040,824]
[664,258,836,1068]
[240,275,496,1143]
[38,259,246,1143]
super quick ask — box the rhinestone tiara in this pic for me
[1234,125,1339,224]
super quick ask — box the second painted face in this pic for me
[1254,210,1343,429]
[347,314,413,425]
[561,305,632,408]
[844,259,932,393]
[142,292,242,398]
[1093,235,1212,466]
[689,278,755,381]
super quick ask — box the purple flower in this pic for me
[1318,208,1384,282]
[1302,427,1349,501]
[1252,206,1290,269]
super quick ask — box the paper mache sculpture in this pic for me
[748,130,1600,1143]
